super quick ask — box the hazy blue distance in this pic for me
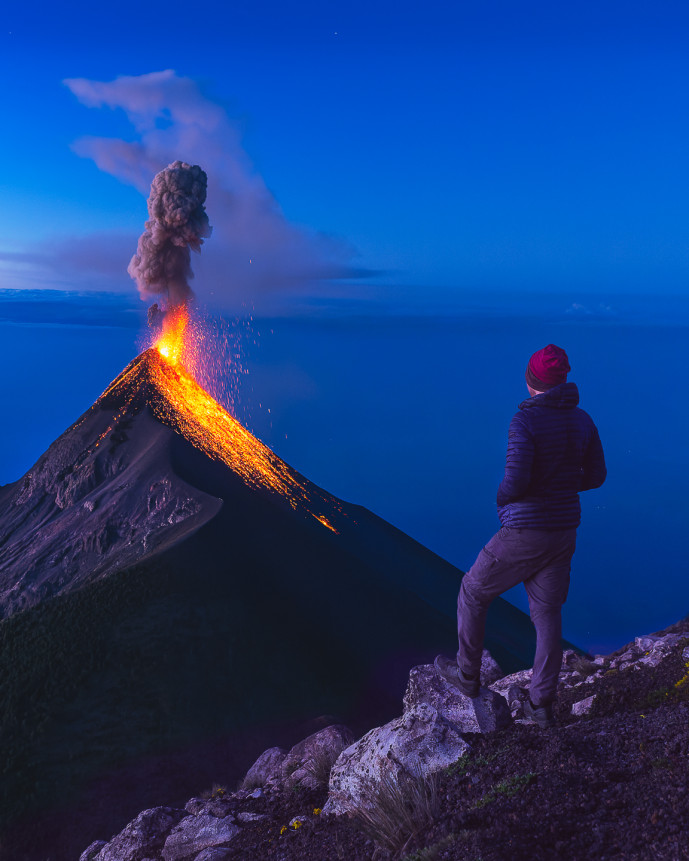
[0,291,686,656]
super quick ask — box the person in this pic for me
[435,344,606,728]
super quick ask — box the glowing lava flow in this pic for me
[132,309,340,531]
[155,306,189,365]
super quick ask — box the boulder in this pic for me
[94,807,185,861]
[403,664,480,731]
[471,688,512,733]
[480,649,505,685]
[193,850,234,861]
[280,724,355,789]
[79,841,106,861]
[324,703,470,817]
[404,664,511,733]
[241,746,287,790]
[162,814,239,861]
[489,668,533,698]
[183,799,233,818]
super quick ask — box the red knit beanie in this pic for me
[526,344,570,390]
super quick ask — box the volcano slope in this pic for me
[0,349,567,860]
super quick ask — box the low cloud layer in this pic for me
[62,70,358,309]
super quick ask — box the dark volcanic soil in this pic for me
[200,626,689,861]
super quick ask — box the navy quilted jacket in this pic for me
[496,382,606,529]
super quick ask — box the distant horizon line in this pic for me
[0,286,685,328]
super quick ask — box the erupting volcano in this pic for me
[0,162,546,861]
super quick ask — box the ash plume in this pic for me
[128,160,212,311]
[63,71,362,312]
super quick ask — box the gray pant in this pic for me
[457,526,577,706]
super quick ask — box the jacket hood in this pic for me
[519,381,579,411]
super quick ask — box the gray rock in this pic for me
[489,668,533,696]
[561,649,581,669]
[79,841,106,861]
[503,684,528,717]
[480,649,505,684]
[571,695,597,716]
[95,807,185,861]
[635,633,685,652]
[241,746,287,790]
[280,724,355,789]
[403,664,480,731]
[324,702,470,817]
[162,814,240,861]
[236,811,268,823]
[407,662,510,732]
[183,799,233,818]
[471,687,512,732]
[193,850,234,861]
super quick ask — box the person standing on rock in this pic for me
[435,344,606,728]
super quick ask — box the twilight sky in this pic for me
[2,1,689,311]
[1,2,689,652]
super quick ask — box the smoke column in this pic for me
[128,160,212,315]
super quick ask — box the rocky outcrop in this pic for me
[240,746,287,790]
[279,724,355,790]
[241,725,355,793]
[324,703,470,817]
[403,656,511,733]
[77,628,689,861]
[81,807,185,861]
[161,813,240,860]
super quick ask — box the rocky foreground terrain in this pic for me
[79,618,689,861]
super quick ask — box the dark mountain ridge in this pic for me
[0,348,564,860]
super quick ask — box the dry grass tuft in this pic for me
[303,742,347,786]
[351,765,439,856]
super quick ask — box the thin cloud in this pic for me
[63,70,361,308]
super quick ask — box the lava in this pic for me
[102,315,342,533]
[155,306,189,365]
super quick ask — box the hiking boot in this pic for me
[434,654,480,698]
[523,698,555,728]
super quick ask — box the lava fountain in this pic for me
[122,161,340,531]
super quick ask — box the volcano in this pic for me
[0,340,551,860]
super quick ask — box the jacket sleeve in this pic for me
[581,425,607,491]
[496,412,534,507]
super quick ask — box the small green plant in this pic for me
[444,750,500,779]
[474,773,536,808]
[443,754,471,777]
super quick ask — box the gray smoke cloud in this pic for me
[128,160,212,309]
[61,71,368,314]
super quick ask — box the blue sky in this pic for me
[1,2,689,651]
[2,1,689,309]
